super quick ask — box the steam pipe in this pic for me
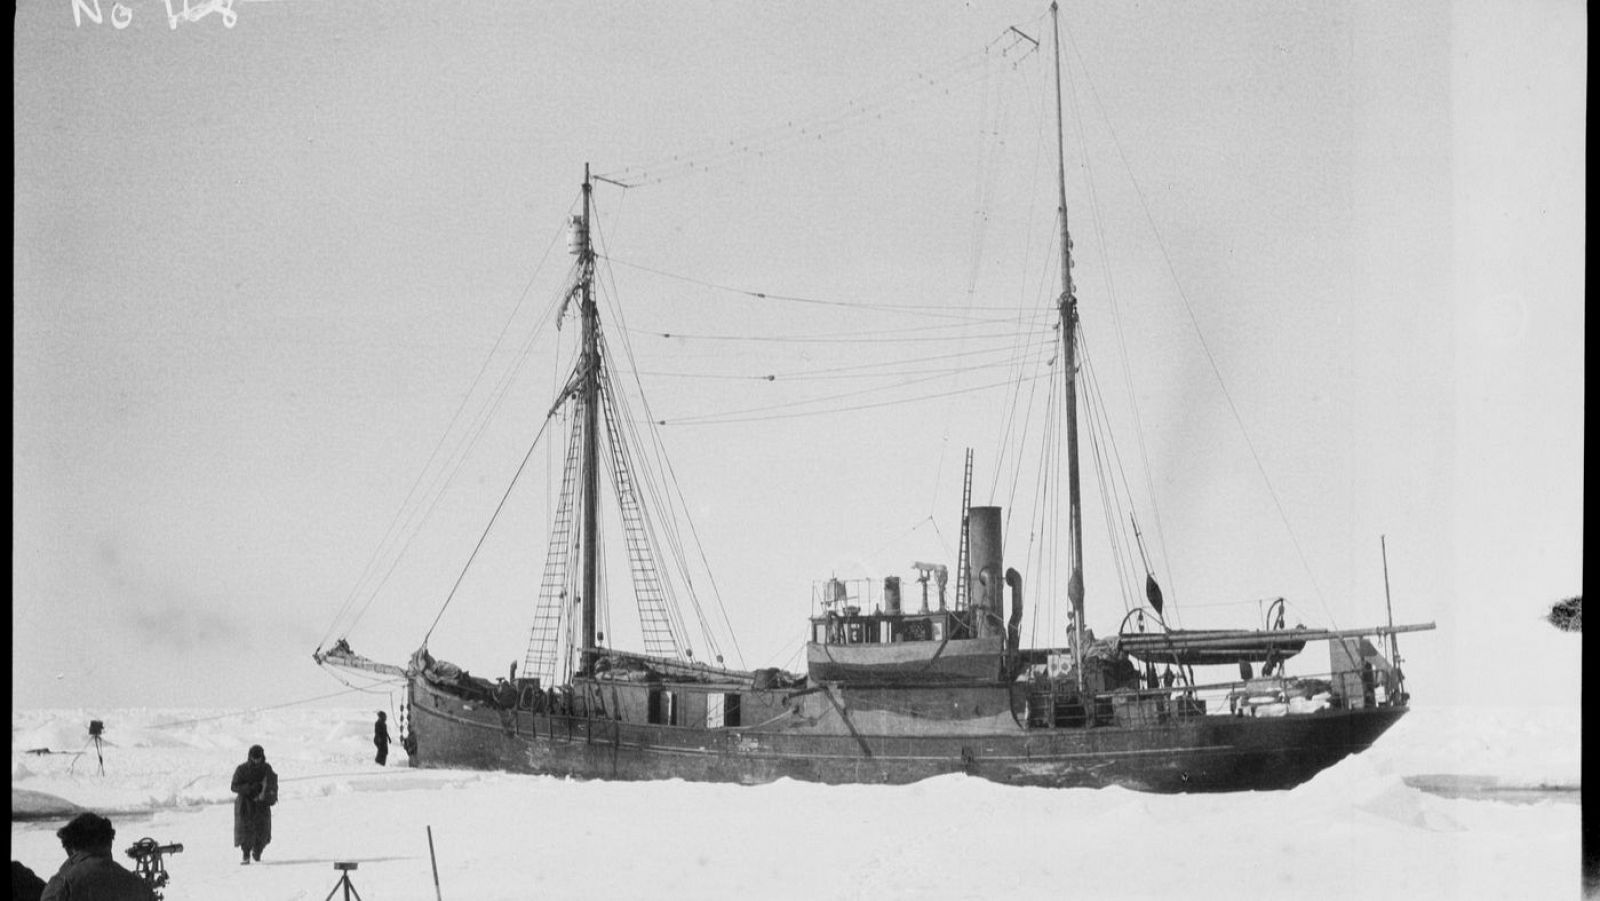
[1005,568,1023,653]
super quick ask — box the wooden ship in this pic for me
[317,4,1433,793]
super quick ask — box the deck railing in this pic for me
[1024,667,1405,730]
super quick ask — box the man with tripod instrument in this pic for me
[40,813,153,901]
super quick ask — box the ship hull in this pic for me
[406,672,1406,793]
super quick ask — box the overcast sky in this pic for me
[13,1,1584,712]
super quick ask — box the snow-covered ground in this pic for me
[11,703,1580,900]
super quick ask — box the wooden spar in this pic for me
[1049,1,1087,694]
[313,645,408,679]
[1381,535,1399,665]
[579,165,600,676]
[1116,621,1436,652]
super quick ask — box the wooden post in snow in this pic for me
[427,825,442,901]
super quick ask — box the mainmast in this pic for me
[578,165,600,675]
[1050,2,1087,692]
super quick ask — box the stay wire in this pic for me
[988,43,1059,501]
[637,333,1055,382]
[342,267,572,641]
[1065,23,1333,629]
[591,208,746,667]
[599,26,1036,188]
[602,255,1032,319]
[1064,24,1182,627]
[626,317,1025,342]
[149,685,397,732]
[661,371,1050,427]
[423,410,559,643]
[324,205,577,646]
[1080,335,1140,614]
[640,356,1041,384]
[592,212,696,643]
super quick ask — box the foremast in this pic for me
[578,166,601,676]
[1050,2,1087,692]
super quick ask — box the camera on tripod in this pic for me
[74,720,109,776]
[125,837,183,898]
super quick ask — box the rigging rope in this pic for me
[625,317,1025,342]
[640,357,1034,384]
[592,206,745,667]
[1063,22,1336,629]
[1062,24,1182,628]
[423,410,559,643]
[596,24,1040,189]
[149,685,398,732]
[602,255,1033,319]
[660,371,1050,427]
[323,204,578,647]
[1080,332,1142,615]
[636,336,1056,388]
[1021,361,1060,650]
[630,326,1042,345]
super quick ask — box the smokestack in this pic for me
[884,576,902,615]
[967,506,1003,638]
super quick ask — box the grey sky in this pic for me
[13,1,1584,711]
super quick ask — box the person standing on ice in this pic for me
[230,744,276,865]
[374,711,392,766]
[40,812,154,900]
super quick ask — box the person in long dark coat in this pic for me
[230,745,276,865]
[374,711,391,766]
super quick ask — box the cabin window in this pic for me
[648,689,678,726]
[815,623,828,643]
[847,622,863,644]
[880,622,892,643]
[901,619,932,642]
[705,692,741,728]
[931,620,946,641]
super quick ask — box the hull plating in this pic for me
[406,675,1406,793]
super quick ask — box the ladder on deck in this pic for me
[954,448,973,610]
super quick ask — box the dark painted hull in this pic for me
[406,673,1407,793]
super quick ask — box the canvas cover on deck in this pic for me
[1115,629,1307,666]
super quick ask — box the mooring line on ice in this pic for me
[147,685,400,731]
